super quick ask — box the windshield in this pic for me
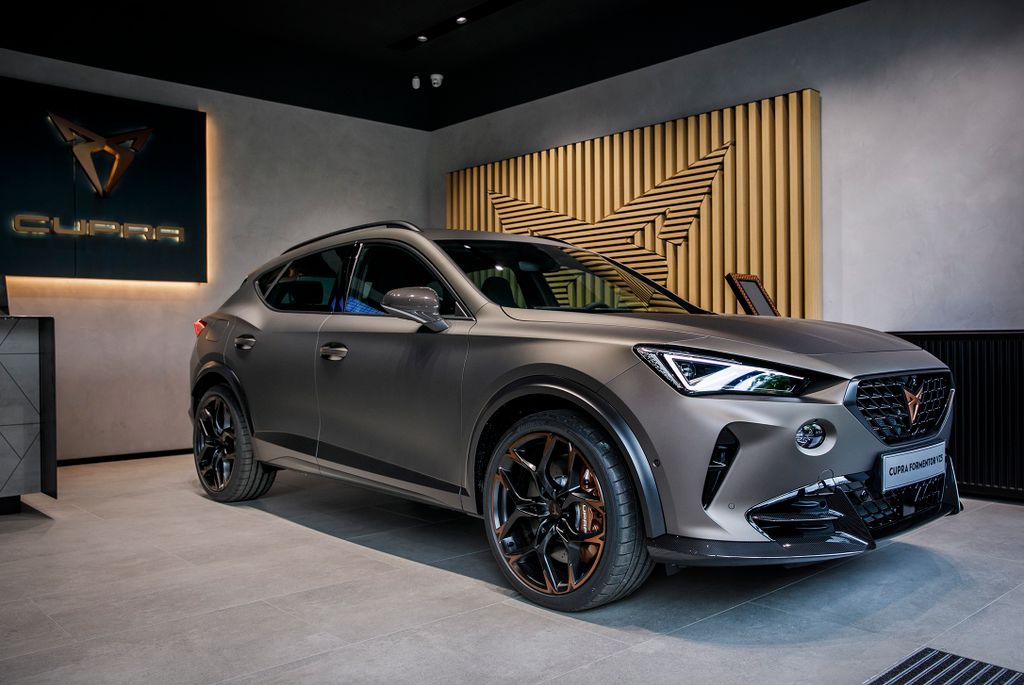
[438,239,704,314]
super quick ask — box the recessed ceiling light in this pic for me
[455,16,467,24]
[417,35,428,42]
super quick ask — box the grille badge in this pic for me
[903,384,925,426]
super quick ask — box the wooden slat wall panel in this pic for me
[445,89,822,318]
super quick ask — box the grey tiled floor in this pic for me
[1,454,1022,684]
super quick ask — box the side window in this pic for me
[256,265,284,296]
[265,245,354,312]
[345,243,459,316]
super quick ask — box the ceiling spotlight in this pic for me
[416,35,428,42]
[455,16,467,24]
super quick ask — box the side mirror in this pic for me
[381,287,449,332]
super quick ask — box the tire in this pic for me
[483,409,653,611]
[192,385,276,502]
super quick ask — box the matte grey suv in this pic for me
[189,220,961,610]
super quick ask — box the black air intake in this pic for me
[701,429,738,509]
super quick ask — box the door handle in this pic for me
[319,343,348,361]
[234,335,257,351]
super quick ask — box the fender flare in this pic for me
[466,376,666,538]
[191,360,255,432]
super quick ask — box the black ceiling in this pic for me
[3,1,863,130]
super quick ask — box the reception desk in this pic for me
[0,316,56,512]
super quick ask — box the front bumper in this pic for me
[601,350,958,545]
[647,457,962,566]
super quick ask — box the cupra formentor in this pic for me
[190,220,960,610]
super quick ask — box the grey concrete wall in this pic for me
[0,49,432,459]
[427,0,1024,332]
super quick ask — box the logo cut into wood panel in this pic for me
[488,143,729,285]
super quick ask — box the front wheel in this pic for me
[483,410,653,611]
[193,385,276,502]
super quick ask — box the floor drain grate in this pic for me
[866,648,1024,685]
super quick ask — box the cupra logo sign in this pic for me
[12,111,183,240]
[11,113,184,242]
[48,112,153,197]
[903,384,925,426]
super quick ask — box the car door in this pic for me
[315,241,472,509]
[230,245,354,468]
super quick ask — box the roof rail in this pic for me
[281,220,421,255]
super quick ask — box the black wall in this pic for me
[895,331,1024,502]
[0,76,206,282]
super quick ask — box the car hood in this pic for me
[504,309,918,355]
[615,312,918,355]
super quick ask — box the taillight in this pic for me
[193,319,207,337]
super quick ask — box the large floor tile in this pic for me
[11,495,102,524]
[902,503,1024,563]
[0,601,343,685]
[928,597,1024,671]
[239,471,406,520]
[31,542,397,639]
[287,505,432,541]
[345,515,489,564]
[0,542,192,600]
[141,518,329,566]
[752,540,1024,642]
[547,603,921,685]
[509,563,826,645]
[53,457,201,503]
[0,516,153,565]
[266,564,513,643]
[374,499,463,524]
[0,600,73,661]
[64,486,229,521]
[996,581,1024,608]
[427,548,511,587]
[226,601,629,684]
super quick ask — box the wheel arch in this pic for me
[191,361,254,432]
[466,376,666,538]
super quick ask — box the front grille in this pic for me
[854,373,951,444]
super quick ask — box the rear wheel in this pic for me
[483,410,653,611]
[193,385,275,502]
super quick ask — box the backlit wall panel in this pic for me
[446,89,821,317]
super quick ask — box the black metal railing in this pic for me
[892,331,1023,502]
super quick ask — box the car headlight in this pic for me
[634,346,806,396]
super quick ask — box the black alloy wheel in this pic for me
[484,410,653,611]
[195,394,236,492]
[192,385,276,502]
[491,430,607,594]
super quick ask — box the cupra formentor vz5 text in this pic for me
[189,220,961,610]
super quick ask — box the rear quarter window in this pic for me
[255,265,284,296]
